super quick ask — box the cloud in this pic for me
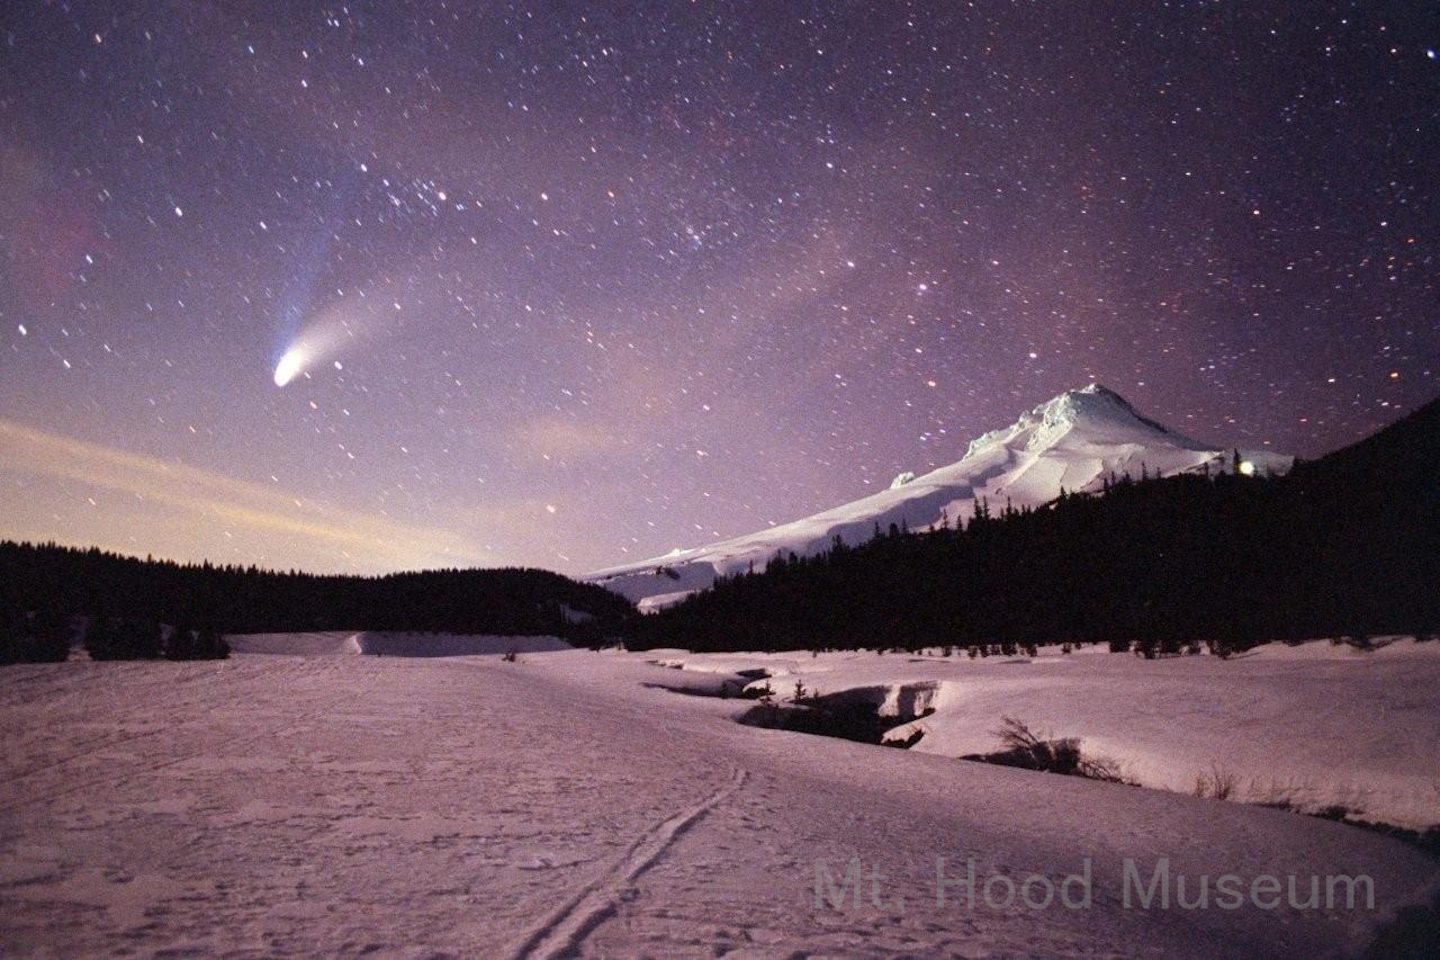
[512,416,628,462]
[0,418,481,570]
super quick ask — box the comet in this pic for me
[271,300,366,389]
[273,346,309,387]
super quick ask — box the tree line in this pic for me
[6,395,1434,663]
[0,608,230,664]
[0,542,635,663]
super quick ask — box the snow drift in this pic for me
[226,631,570,657]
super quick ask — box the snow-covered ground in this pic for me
[652,637,1440,831]
[586,384,1294,610]
[2,638,1436,958]
[227,631,571,657]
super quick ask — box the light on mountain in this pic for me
[1238,460,1256,476]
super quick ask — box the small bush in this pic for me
[1076,754,1132,785]
[1207,638,1235,659]
[1194,763,1238,801]
[969,716,1134,785]
[738,680,773,701]
[164,623,229,661]
[1345,633,1375,651]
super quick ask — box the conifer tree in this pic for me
[0,607,16,665]
[165,624,194,661]
[27,606,71,662]
[85,616,115,660]
[197,624,229,659]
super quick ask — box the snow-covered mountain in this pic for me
[587,384,1293,610]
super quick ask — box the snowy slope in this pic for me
[1,648,1435,958]
[588,384,1293,609]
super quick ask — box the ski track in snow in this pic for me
[507,766,748,960]
[0,664,266,815]
[2,644,1437,958]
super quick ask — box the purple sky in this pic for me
[1,1,1435,574]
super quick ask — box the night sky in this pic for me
[1,2,1436,575]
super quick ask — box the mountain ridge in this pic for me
[629,388,1440,654]
[588,384,1293,609]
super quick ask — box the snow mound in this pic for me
[587,384,1293,607]
[226,631,570,657]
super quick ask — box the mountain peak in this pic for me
[1077,381,1119,396]
[989,383,1193,454]
[1035,383,1135,423]
[963,383,1167,460]
[587,386,1293,608]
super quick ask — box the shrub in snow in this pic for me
[1194,764,1239,801]
[165,624,229,661]
[963,716,1134,786]
[993,716,1082,775]
[1206,638,1239,659]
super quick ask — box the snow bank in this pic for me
[660,638,1440,830]
[227,631,570,657]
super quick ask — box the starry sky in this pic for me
[1,1,1436,575]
